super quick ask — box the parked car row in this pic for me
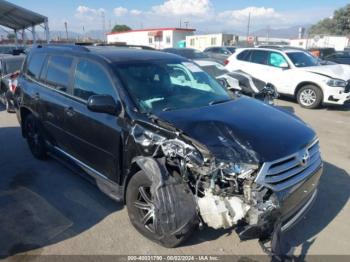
[163,46,350,108]
[0,54,25,112]
[225,47,350,108]
[12,44,323,254]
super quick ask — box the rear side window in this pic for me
[73,60,116,101]
[250,50,268,65]
[27,53,46,79]
[268,52,288,67]
[237,50,251,61]
[5,59,24,74]
[45,55,73,91]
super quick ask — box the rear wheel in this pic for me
[24,114,47,160]
[297,85,323,109]
[126,170,196,247]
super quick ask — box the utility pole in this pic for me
[246,12,251,39]
[266,25,270,43]
[184,21,189,29]
[179,18,182,28]
[64,21,68,40]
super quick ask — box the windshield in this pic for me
[226,47,236,53]
[178,49,209,59]
[199,64,229,78]
[287,52,320,67]
[5,59,24,74]
[115,61,233,113]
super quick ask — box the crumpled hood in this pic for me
[156,97,316,163]
[301,64,350,80]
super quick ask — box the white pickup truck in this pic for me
[225,47,350,108]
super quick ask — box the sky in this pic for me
[8,0,350,33]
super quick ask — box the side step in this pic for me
[47,145,123,202]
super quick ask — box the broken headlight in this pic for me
[131,124,166,147]
[223,163,259,180]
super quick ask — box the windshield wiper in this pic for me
[162,107,176,112]
[209,98,231,106]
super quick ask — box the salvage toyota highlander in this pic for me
[16,45,323,248]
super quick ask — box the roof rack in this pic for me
[37,44,90,52]
[75,42,156,50]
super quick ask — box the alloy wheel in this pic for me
[300,89,317,106]
[134,186,156,233]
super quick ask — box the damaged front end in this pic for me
[129,121,283,245]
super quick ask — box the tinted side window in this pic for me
[237,50,251,61]
[27,53,46,79]
[45,56,73,91]
[250,50,268,65]
[268,52,288,68]
[74,60,116,101]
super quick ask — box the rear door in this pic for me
[62,58,122,182]
[39,54,75,149]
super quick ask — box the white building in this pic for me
[186,33,290,50]
[186,33,235,51]
[290,36,350,51]
[107,28,195,49]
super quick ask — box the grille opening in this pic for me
[257,140,322,191]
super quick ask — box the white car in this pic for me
[225,48,350,108]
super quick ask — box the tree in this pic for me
[309,4,350,36]
[112,24,131,33]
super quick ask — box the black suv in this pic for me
[16,45,323,248]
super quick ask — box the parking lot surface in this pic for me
[0,99,349,259]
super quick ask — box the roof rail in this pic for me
[83,42,156,50]
[37,44,90,52]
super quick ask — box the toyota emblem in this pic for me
[301,151,310,166]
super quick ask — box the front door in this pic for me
[63,58,122,182]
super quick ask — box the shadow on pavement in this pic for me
[278,95,350,112]
[0,127,122,259]
[281,162,350,258]
[326,103,350,112]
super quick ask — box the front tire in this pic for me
[297,85,323,109]
[126,170,196,248]
[5,100,10,113]
[24,114,47,160]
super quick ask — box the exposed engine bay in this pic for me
[130,122,280,239]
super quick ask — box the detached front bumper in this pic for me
[236,161,323,242]
[323,86,350,105]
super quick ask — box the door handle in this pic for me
[33,92,40,100]
[64,106,75,117]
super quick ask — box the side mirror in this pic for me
[280,62,289,69]
[217,78,229,88]
[87,95,121,115]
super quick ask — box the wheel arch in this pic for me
[20,106,35,138]
[123,160,142,203]
[294,81,323,98]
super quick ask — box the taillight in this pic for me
[224,59,229,65]
[11,83,17,93]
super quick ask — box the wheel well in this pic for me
[20,107,32,137]
[294,82,323,98]
[123,162,141,203]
